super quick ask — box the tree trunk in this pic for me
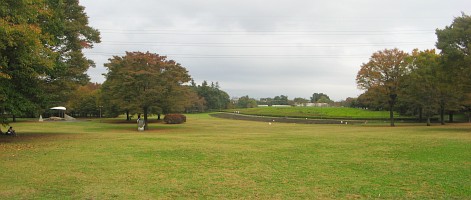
[426,117,431,126]
[126,110,130,121]
[13,115,16,122]
[449,111,454,123]
[440,105,445,125]
[418,107,423,122]
[388,94,396,127]
[389,108,395,127]
[143,107,149,130]
[157,113,161,120]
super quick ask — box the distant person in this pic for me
[137,114,145,131]
[6,126,16,136]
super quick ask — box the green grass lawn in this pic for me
[1,114,470,199]
[226,107,409,120]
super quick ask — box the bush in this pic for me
[163,114,187,124]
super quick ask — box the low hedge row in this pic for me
[163,114,187,124]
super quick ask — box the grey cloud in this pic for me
[81,0,471,101]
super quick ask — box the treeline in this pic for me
[63,79,232,119]
[352,13,471,126]
[1,0,469,127]
[0,1,236,126]
[188,80,230,112]
[234,93,334,108]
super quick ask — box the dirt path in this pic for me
[210,112,366,125]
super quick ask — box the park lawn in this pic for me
[0,114,470,199]
[227,106,409,120]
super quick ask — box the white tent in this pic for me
[50,106,66,111]
[50,106,66,118]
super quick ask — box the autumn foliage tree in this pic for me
[102,52,191,130]
[0,0,99,124]
[356,48,409,126]
[40,0,101,105]
[0,0,55,123]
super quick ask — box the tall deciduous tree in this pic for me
[102,52,191,130]
[436,12,471,124]
[40,0,101,105]
[0,0,99,124]
[402,49,441,126]
[0,0,55,123]
[356,48,409,126]
[436,12,471,82]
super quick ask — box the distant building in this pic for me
[231,97,239,104]
[271,105,291,107]
[295,103,330,107]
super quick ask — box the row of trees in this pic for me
[1,0,100,124]
[63,77,232,120]
[98,52,233,129]
[0,1,232,129]
[355,13,471,126]
[233,93,334,108]
[2,1,468,128]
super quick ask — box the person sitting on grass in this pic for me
[6,126,16,136]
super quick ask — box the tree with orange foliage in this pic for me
[102,52,191,130]
[356,48,409,126]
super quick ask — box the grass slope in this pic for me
[0,115,470,199]
[227,107,408,120]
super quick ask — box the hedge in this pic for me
[163,114,187,124]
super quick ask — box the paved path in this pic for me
[210,112,365,124]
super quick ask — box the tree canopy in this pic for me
[436,12,471,84]
[190,81,230,111]
[102,51,191,129]
[237,95,258,108]
[401,49,441,125]
[435,13,471,123]
[0,0,100,124]
[310,93,332,103]
[356,48,409,126]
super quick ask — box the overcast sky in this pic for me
[81,0,470,101]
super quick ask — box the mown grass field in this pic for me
[226,107,409,120]
[1,114,470,199]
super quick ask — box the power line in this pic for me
[96,41,433,48]
[84,52,368,59]
[99,30,434,36]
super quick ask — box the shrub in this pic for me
[163,114,187,124]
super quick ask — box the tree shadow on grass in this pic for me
[0,132,71,143]
[103,118,162,124]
